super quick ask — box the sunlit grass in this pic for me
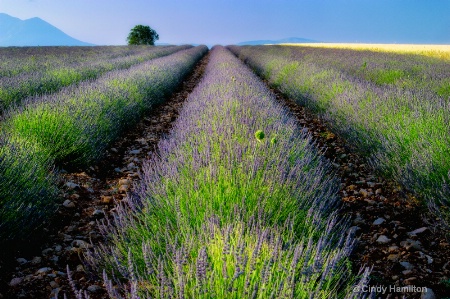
[280,43,450,60]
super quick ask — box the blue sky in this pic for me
[1,0,449,45]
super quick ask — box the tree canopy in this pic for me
[127,25,159,45]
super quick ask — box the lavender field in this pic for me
[229,45,450,227]
[85,46,369,298]
[0,45,192,111]
[0,45,207,239]
[0,43,449,298]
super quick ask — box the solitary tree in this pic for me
[127,25,159,45]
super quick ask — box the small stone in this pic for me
[373,218,385,225]
[31,256,42,265]
[69,193,80,200]
[364,198,376,205]
[16,258,27,265]
[348,226,360,234]
[359,189,369,197]
[407,227,428,236]
[36,267,52,274]
[114,167,122,173]
[111,148,118,153]
[9,277,23,287]
[376,235,391,244]
[50,288,60,297]
[76,264,85,272]
[92,209,104,218]
[367,182,376,188]
[402,269,413,275]
[65,225,76,233]
[101,196,113,204]
[401,239,422,251]
[425,255,433,264]
[66,182,79,189]
[392,275,399,280]
[387,254,400,262]
[87,285,102,293]
[54,245,62,252]
[400,261,414,270]
[42,248,53,256]
[404,277,417,285]
[49,255,59,264]
[62,234,73,242]
[118,184,129,193]
[72,240,92,249]
[388,245,399,252]
[375,188,382,195]
[421,287,436,299]
[119,179,130,186]
[127,162,135,169]
[49,281,59,288]
[63,200,75,208]
[347,185,357,191]
[129,149,141,155]
[353,215,365,225]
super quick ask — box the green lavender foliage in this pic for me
[0,45,191,111]
[0,46,207,241]
[86,46,370,298]
[229,45,450,227]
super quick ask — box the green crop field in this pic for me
[0,43,448,298]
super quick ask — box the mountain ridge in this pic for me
[237,37,319,46]
[0,13,94,46]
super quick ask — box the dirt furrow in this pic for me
[1,52,210,299]
[264,84,450,299]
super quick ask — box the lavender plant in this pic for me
[229,45,450,227]
[0,45,191,112]
[86,46,369,298]
[0,134,58,240]
[3,45,207,165]
[0,46,207,241]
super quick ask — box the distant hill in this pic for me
[0,13,94,46]
[237,37,319,46]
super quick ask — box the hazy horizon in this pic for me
[1,0,449,46]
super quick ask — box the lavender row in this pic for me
[254,45,449,98]
[0,46,153,77]
[85,46,369,298]
[0,45,207,240]
[0,45,191,111]
[229,45,450,226]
